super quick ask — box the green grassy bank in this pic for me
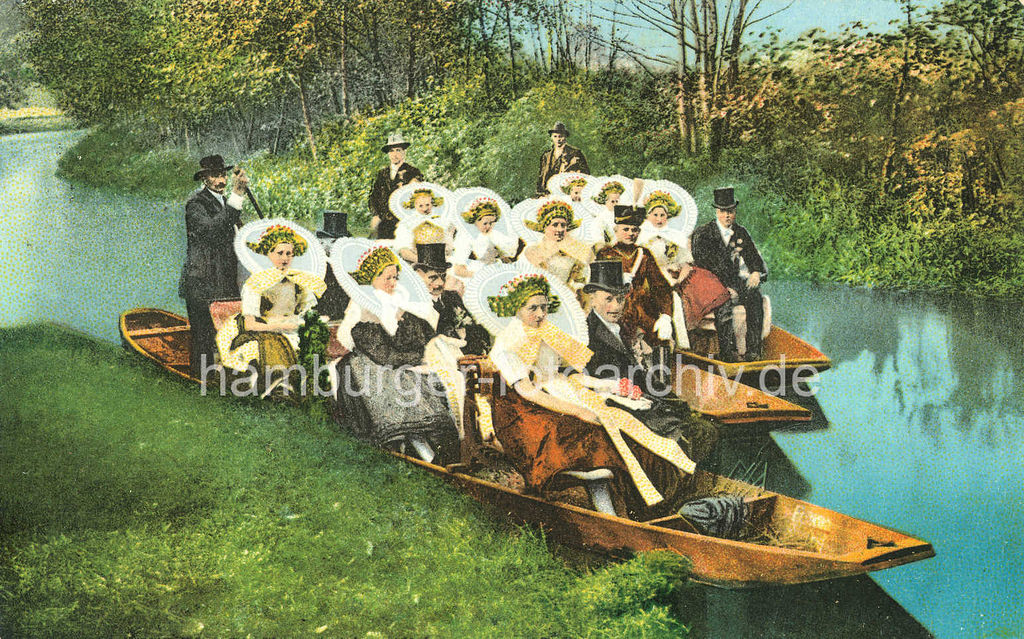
[0,324,696,637]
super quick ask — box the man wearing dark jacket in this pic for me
[536,121,589,196]
[368,132,423,240]
[412,243,491,356]
[584,261,717,464]
[690,187,767,362]
[178,155,249,377]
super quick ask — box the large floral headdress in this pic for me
[644,191,681,218]
[349,245,401,285]
[560,176,588,195]
[524,200,580,233]
[487,273,561,317]
[461,197,502,224]
[402,187,445,210]
[592,181,625,205]
[246,224,309,256]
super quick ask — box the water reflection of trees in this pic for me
[776,281,1023,448]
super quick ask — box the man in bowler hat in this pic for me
[691,187,767,362]
[368,132,423,240]
[179,155,251,377]
[412,243,491,356]
[584,261,718,465]
[536,121,590,196]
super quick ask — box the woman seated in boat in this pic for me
[637,189,692,270]
[474,267,695,519]
[517,199,595,294]
[391,182,455,264]
[451,193,518,280]
[216,222,327,393]
[546,172,589,203]
[330,243,459,464]
[581,175,630,240]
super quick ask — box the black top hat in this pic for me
[316,210,350,239]
[613,205,645,226]
[713,187,739,211]
[412,243,451,271]
[583,260,631,295]
[193,155,234,181]
[548,122,571,137]
[381,132,412,152]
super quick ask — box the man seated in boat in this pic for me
[595,205,682,371]
[691,187,767,362]
[215,223,327,395]
[583,261,718,464]
[482,270,695,519]
[412,239,491,356]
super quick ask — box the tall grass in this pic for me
[0,325,696,637]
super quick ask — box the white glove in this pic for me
[654,314,673,341]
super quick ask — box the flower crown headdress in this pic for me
[349,245,401,285]
[560,176,588,195]
[592,181,625,205]
[247,224,308,256]
[524,200,580,233]
[644,191,681,218]
[402,188,444,210]
[461,197,502,224]
[487,274,561,318]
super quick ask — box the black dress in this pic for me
[332,313,458,462]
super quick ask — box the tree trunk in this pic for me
[505,0,518,98]
[295,75,318,163]
[340,5,350,117]
[273,93,286,155]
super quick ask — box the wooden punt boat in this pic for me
[678,325,832,385]
[119,307,932,587]
[120,308,809,425]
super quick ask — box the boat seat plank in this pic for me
[129,325,190,338]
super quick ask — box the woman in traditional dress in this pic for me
[216,222,327,393]
[474,268,695,519]
[451,191,518,280]
[582,175,632,240]
[546,172,589,204]
[517,199,595,293]
[331,243,459,463]
[391,182,455,263]
[637,190,692,269]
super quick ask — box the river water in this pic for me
[2,129,1021,638]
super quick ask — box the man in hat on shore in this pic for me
[178,155,250,377]
[584,260,718,465]
[691,187,767,362]
[536,122,590,196]
[412,242,491,355]
[369,132,423,240]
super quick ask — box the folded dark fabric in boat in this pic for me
[678,494,748,539]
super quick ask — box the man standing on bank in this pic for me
[368,132,423,240]
[691,187,767,362]
[536,122,590,196]
[178,154,250,377]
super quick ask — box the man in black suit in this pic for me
[690,187,767,362]
[536,121,590,196]
[412,243,491,356]
[368,132,423,240]
[584,261,717,464]
[178,155,250,377]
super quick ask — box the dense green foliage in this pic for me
[14,0,1024,294]
[0,325,697,637]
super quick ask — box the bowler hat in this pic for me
[613,205,645,226]
[381,132,411,152]
[193,154,234,181]
[583,260,631,295]
[316,210,350,239]
[412,243,451,271]
[713,187,739,211]
[548,122,571,137]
